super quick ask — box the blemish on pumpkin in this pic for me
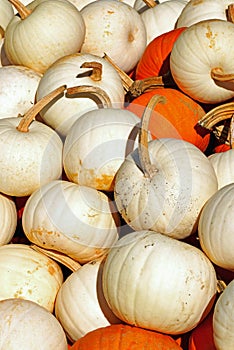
[47,264,56,275]
[205,25,218,49]
[128,32,134,42]
[107,10,114,14]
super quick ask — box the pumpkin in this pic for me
[170,19,234,104]
[80,0,147,73]
[116,95,218,239]
[188,311,216,350]
[4,0,85,74]
[0,193,17,246]
[0,0,14,32]
[22,179,120,264]
[0,65,42,119]
[198,182,234,271]
[0,298,68,349]
[36,53,125,136]
[0,86,64,197]
[135,27,186,79]
[213,279,234,349]
[70,323,183,349]
[102,230,217,335]
[126,88,210,152]
[0,243,63,312]
[55,258,121,342]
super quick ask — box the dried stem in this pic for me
[17,85,66,132]
[8,0,31,19]
[80,62,103,81]
[227,4,234,23]
[66,85,112,108]
[0,26,4,38]
[198,102,234,129]
[143,0,157,8]
[138,95,166,178]
[211,67,234,84]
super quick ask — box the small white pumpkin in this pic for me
[4,0,86,73]
[198,183,234,271]
[22,179,120,264]
[55,258,121,342]
[213,279,234,350]
[0,193,17,246]
[102,230,217,335]
[0,244,63,312]
[0,298,68,349]
[0,65,42,119]
[0,0,14,31]
[170,19,234,104]
[80,0,147,73]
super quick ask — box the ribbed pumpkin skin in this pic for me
[135,27,186,79]
[70,324,183,349]
[126,88,210,152]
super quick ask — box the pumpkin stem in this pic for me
[211,67,234,88]
[31,245,81,272]
[198,101,234,145]
[8,0,31,19]
[227,4,234,23]
[0,26,4,38]
[139,95,166,178]
[17,85,66,133]
[142,0,157,8]
[66,85,112,108]
[80,62,103,81]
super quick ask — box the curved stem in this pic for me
[80,62,103,82]
[198,102,234,129]
[227,4,234,23]
[8,0,31,19]
[138,95,166,178]
[211,67,234,83]
[66,85,112,108]
[143,0,157,8]
[17,85,66,132]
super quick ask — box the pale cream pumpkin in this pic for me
[4,0,86,74]
[55,258,121,342]
[0,0,14,31]
[0,193,17,246]
[170,19,234,104]
[80,0,147,73]
[0,298,68,349]
[213,279,234,350]
[0,244,63,312]
[22,179,120,264]
[198,183,234,271]
[102,230,217,335]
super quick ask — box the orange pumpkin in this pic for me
[189,312,215,350]
[126,88,210,152]
[135,27,186,80]
[69,324,183,349]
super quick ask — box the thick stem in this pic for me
[143,0,157,8]
[138,95,166,178]
[66,85,112,108]
[17,85,66,132]
[211,67,234,84]
[80,62,103,82]
[8,0,31,19]
[227,4,234,23]
[0,26,4,38]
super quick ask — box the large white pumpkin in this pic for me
[102,230,217,335]
[0,193,17,246]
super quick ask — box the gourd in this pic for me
[213,279,234,349]
[102,230,217,335]
[70,323,183,349]
[80,0,147,73]
[0,298,68,349]
[4,0,86,74]
[198,182,234,271]
[114,95,218,239]
[22,179,120,264]
[0,65,42,119]
[0,243,63,312]
[36,53,125,136]
[0,86,64,197]
[55,258,120,342]
[170,19,234,104]
[0,193,17,246]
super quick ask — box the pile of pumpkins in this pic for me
[0,0,234,348]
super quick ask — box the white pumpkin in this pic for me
[80,0,147,73]
[0,298,68,349]
[213,279,234,350]
[63,107,141,191]
[36,53,125,136]
[170,19,234,104]
[55,258,121,342]
[4,0,86,73]
[198,183,234,271]
[208,149,234,189]
[0,0,14,31]
[0,193,17,246]
[102,230,217,334]
[0,65,42,119]
[22,179,120,264]
[0,244,63,312]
